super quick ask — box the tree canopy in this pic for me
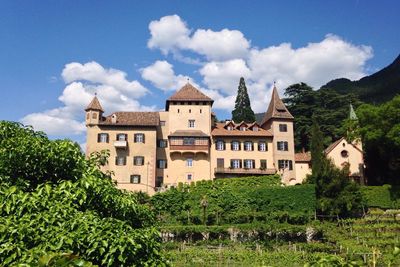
[356,96,400,185]
[0,121,167,266]
[232,77,256,123]
[283,83,362,151]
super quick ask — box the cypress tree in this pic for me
[232,77,256,123]
[308,117,324,184]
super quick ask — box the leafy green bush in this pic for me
[0,121,167,266]
[361,185,400,209]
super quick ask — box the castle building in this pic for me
[85,83,299,194]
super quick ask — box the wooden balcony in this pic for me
[214,167,276,175]
[169,137,209,152]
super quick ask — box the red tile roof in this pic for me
[100,112,159,126]
[85,96,104,112]
[212,122,273,137]
[166,83,213,110]
[295,151,311,162]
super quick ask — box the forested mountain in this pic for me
[320,54,400,103]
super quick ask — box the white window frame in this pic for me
[258,141,267,151]
[134,133,144,143]
[231,159,241,169]
[232,141,240,151]
[277,141,289,151]
[216,140,225,151]
[244,159,254,169]
[244,141,253,151]
[130,175,140,184]
[240,126,246,131]
[186,158,193,167]
[99,133,108,143]
[278,160,293,170]
[116,133,127,141]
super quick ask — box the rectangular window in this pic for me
[97,133,109,143]
[277,141,289,151]
[157,159,167,169]
[186,158,193,167]
[116,133,127,141]
[188,120,195,128]
[187,174,193,180]
[115,156,126,166]
[183,137,195,145]
[240,126,246,131]
[258,141,267,151]
[279,124,288,132]
[158,139,168,148]
[155,176,163,188]
[216,140,225,151]
[278,160,293,170]
[253,126,258,132]
[134,133,145,143]
[230,159,241,169]
[231,141,240,151]
[260,160,267,169]
[243,159,255,169]
[244,141,253,151]
[130,175,140,184]
[160,121,166,126]
[133,156,144,166]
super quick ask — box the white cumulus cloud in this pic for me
[21,62,154,136]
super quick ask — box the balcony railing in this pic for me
[114,140,127,148]
[214,167,276,175]
[169,137,209,151]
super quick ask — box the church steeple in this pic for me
[261,85,294,126]
[85,95,104,112]
[349,103,358,120]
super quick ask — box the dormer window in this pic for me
[227,126,233,131]
[111,114,117,123]
[253,126,258,131]
[240,126,246,131]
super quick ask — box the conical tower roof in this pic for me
[261,86,293,125]
[166,83,213,110]
[85,95,104,112]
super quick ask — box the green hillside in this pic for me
[321,54,400,104]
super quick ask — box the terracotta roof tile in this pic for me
[85,96,104,112]
[212,122,273,137]
[168,83,213,102]
[100,112,159,126]
[261,86,293,126]
[295,151,311,162]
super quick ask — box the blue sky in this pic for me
[1,1,399,146]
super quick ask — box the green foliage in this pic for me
[0,121,167,266]
[309,117,324,183]
[316,159,365,218]
[151,176,315,226]
[232,77,256,123]
[357,95,400,185]
[283,83,362,151]
[361,185,400,208]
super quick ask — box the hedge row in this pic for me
[151,176,316,226]
[361,185,400,209]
